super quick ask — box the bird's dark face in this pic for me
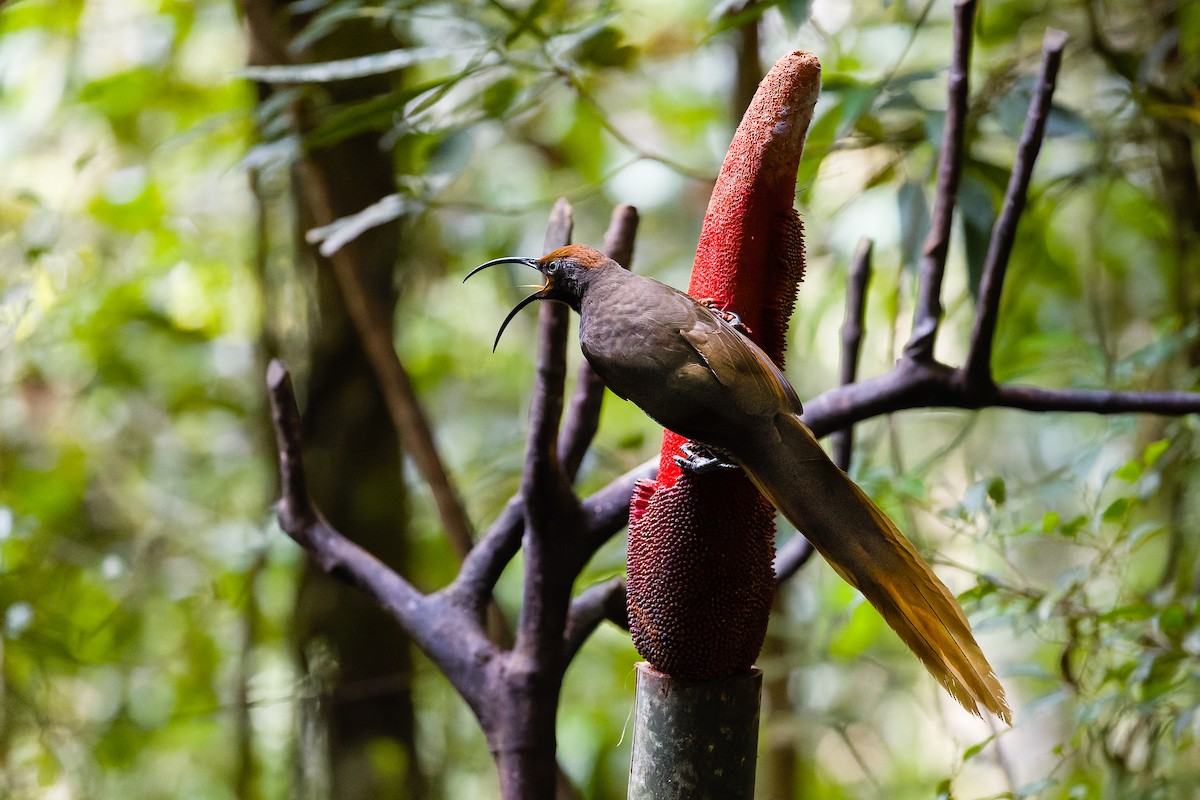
[464,244,611,350]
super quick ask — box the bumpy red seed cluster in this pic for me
[626,51,819,680]
[627,472,778,679]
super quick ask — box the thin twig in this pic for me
[268,359,509,724]
[528,196,575,465]
[563,577,629,663]
[832,238,874,471]
[266,361,485,664]
[774,537,816,585]
[990,383,1200,414]
[515,199,581,662]
[296,158,477,560]
[452,457,655,625]
[801,357,1200,439]
[453,497,525,614]
[267,358,420,609]
[904,0,977,362]
[559,205,639,482]
[575,459,657,558]
[961,29,1069,390]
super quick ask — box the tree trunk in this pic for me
[241,2,424,797]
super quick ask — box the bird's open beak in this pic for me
[464,256,548,351]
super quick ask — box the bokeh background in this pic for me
[2,0,1198,797]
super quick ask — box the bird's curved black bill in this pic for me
[490,290,543,351]
[463,256,540,283]
[464,256,544,351]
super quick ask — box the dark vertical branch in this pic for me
[904,0,977,362]
[960,29,1068,390]
[732,16,763,121]
[488,200,578,800]
[558,204,639,482]
[514,198,577,664]
[268,362,427,625]
[832,238,875,472]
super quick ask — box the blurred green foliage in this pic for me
[2,0,1199,798]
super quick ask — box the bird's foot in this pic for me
[697,298,752,335]
[673,442,741,475]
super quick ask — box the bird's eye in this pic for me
[545,261,560,275]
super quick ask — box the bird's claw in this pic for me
[697,298,752,335]
[673,442,740,475]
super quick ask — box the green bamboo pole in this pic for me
[628,662,763,800]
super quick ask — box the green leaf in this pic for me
[504,0,551,45]
[962,733,997,761]
[307,74,463,149]
[1046,102,1094,139]
[1113,459,1143,482]
[707,0,777,37]
[307,193,416,258]
[240,45,464,83]
[795,102,842,193]
[780,0,815,26]
[1143,439,1170,467]
[481,76,522,117]
[1041,511,1061,533]
[1096,604,1154,623]
[1060,515,1088,537]
[987,477,1007,505]
[1157,604,1187,640]
[1102,497,1132,523]
[573,25,636,69]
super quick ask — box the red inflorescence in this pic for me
[626,51,820,679]
[627,471,777,679]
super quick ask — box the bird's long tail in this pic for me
[738,413,1011,723]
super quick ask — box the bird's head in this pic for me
[464,244,613,350]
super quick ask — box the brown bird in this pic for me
[467,243,1011,723]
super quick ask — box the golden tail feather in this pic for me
[739,413,1011,723]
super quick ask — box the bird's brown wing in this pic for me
[678,316,802,420]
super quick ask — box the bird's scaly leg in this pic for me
[673,442,741,475]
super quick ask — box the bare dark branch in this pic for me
[577,460,657,554]
[774,537,817,585]
[527,197,575,467]
[559,205,640,481]
[515,198,582,662]
[801,357,1200,439]
[960,29,1069,390]
[832,237,874,472]
[990,384,1200,415]
[904,0,978,362]
[266,360,495,688]
[453,497,525,614]
[563,577,629,663]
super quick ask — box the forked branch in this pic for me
[904,0,978,361]
[960,29,1069,390]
